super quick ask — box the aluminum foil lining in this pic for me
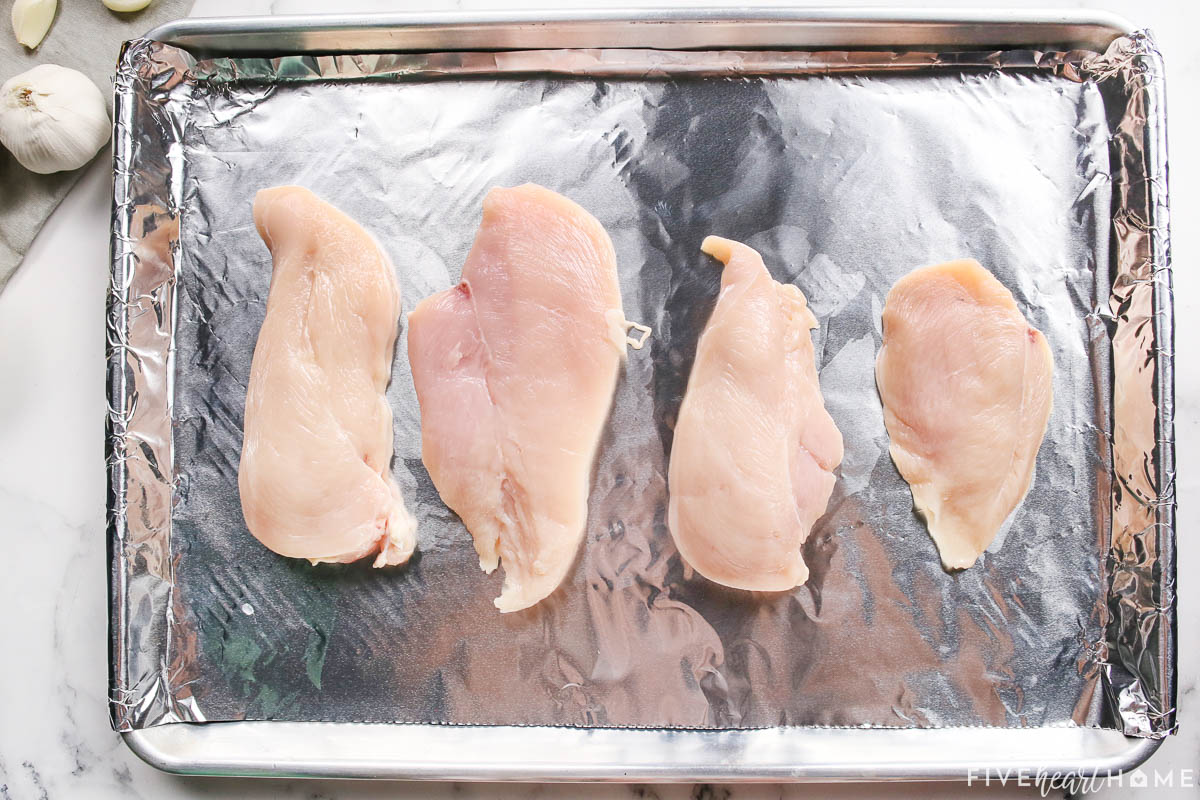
[107,33,1175,738]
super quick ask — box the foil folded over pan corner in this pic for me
[107,31,1174,738]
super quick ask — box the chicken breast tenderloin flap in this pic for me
[875,259,1054,570]
[667,237,844,591]
[408,184,644,613]
[239,186,417,567]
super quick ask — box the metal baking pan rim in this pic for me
[141,7,1136,56]
[122,721,1163,781]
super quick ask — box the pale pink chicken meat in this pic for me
[667,237,844,591]
[239,186,417,567]
[875,259,1053,569]
[408,184,635,612]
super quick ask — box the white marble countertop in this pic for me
[0,1,1195,797]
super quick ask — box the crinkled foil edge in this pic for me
[106,34,1175,737]
[1081,32,1176,738]
[109,38,201,731]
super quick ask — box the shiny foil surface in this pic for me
[107,33,1174,738]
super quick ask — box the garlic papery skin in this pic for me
[102,0,153,11]
[0,64,110,175]
[11,0,57,49]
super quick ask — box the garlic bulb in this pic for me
[11,0,57,49]
[102,0,153,11]
[0,64,111,175]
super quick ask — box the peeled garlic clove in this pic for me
[0,64,111,175]
[102,0,153,11]
[11,0,57,49]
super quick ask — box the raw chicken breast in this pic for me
[239,186,417,567]
[408,184,634,612]
[667,237,844,591]
[875,259,1053,569]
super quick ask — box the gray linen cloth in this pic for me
[0,0,192,290]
